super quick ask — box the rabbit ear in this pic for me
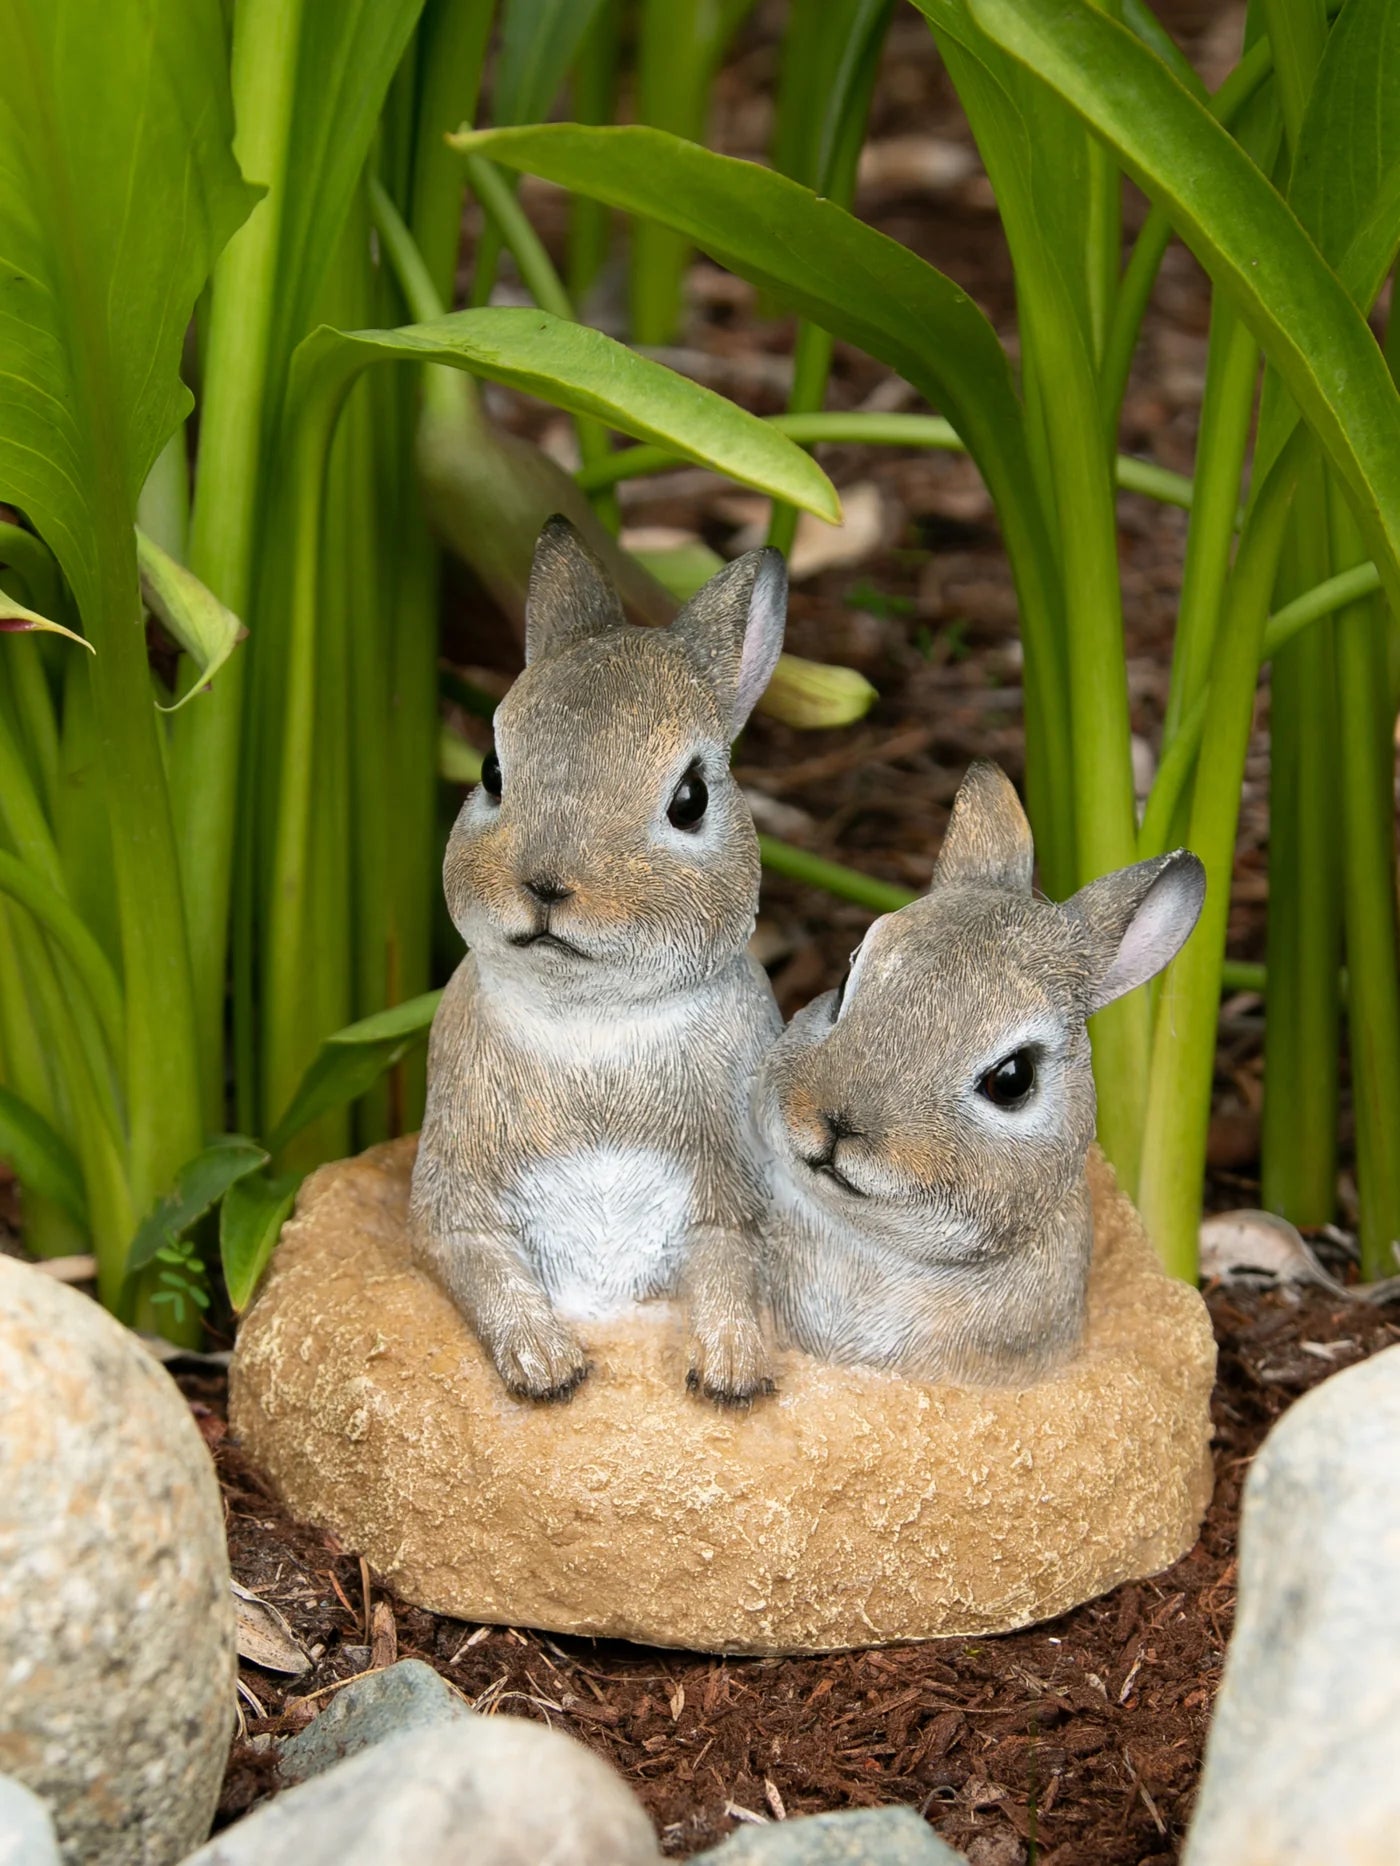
[1067,849,1206,1013]
[931,761,1034,893]
[670,547,787,738]
[524,515,626,664]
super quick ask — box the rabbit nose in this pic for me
[523,875,574,907]
[822,1110,860,1146]
[807,1110,859,1165]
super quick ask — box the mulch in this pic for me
[194,1282,1400,1863]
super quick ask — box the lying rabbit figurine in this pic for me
[411,516,786,1404]
[755,760,1205,1384]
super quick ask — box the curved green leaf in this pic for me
[450,125,1032,530]
[0,0,258,630]
[269,990,443,1155]
[0,593,91,652]
[0,1088,87,1228]
[126,1136,268,1277]
[135,529,246,713]
[964,0,1400,609]
[448,123,1071,834]
[295,308,841,522]
[221,1170,300,1312]
[0,850,124,1066]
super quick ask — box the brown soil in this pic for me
[197,1283,1398,1863]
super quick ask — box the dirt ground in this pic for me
[197,1282,1399,1864]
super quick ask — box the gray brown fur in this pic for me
[754,761,1205,1384]
[410,517,786,1403]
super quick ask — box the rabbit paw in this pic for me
[494,1318,590,1403]
[686,1314,775,1408]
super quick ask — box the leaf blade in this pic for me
[268,991,443,1155]
[298,308,842,522]
[135,528,246,712]
[964,0,1400,604]
[221,1171,301,1312]
[0,1087,88,1228]
[126,1136,269,1277]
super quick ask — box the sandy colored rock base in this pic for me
[231,1138,1215,1656]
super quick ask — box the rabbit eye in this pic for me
[979,1048,1036,1108]
[667,762,708,830]
[480,750,502,801]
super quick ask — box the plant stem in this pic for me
[1328,479,1400,1278]
[177,0,304,1129]
[576,414,1197,510]
[1139,438,1304,1275]
[1260,451,1341,1226]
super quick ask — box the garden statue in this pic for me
[233,659,1217,1657]
[757,759,1206,1382]
[410,515,787,1405]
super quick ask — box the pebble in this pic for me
[1184,1344,1400,1866]
[276,1660,472,1785]
[0,1259,235,1865]
[186,1717,662,1865]
[0,1776,59,1866]
[695,1807,967,1864]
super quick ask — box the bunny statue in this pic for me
[755,760,1205,1385]
[411,516,787,1405]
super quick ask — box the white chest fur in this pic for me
[504,1146,695,1320]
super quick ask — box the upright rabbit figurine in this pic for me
[411,516,787,1404]
[755,761,1205,1385]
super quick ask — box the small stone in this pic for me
[186,1717,661,1865]
[277,1660,471,1785]
[695,1806,966,1863]
[231,1140,1214,1654]
[1184,1344,1400,1866]
[0,1259,235,1865]
[0,1776,60,1866]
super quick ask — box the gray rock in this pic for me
[186,1717,661,1865]
[695,1808,965,1865]
[0,1776,60,1866]
[1184,1343,1400,1866]
[0,1259,236,1865]
[277,1660,472,1785]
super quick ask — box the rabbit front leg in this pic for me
[684,1220,773,1406]
[417,1224,590,1402]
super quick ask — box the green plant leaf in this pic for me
[135,529,246,712]
[221,1170,301,1312]
[125,1136,269,1277]
[0,0,258,633]
[963,0,1400,608]
[0,593,92,652]
[494,0,610,125]
[449,125,1033,532]
[269,991,443,1155]
[295,308,841,522]
[0,1087,88,1227]
[446,124,1072,828]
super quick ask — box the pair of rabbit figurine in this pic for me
[411,518,1205,1405]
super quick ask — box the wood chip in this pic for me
[369,1598,397,1671]
[231,1582,311,1676]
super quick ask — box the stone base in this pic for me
[230,1138,1215,1656]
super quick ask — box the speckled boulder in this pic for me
[0,1259,236,1864]
[1184,1345,1400,1866]
[184,1717,661,1866]
[231,1138,1214,1655]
